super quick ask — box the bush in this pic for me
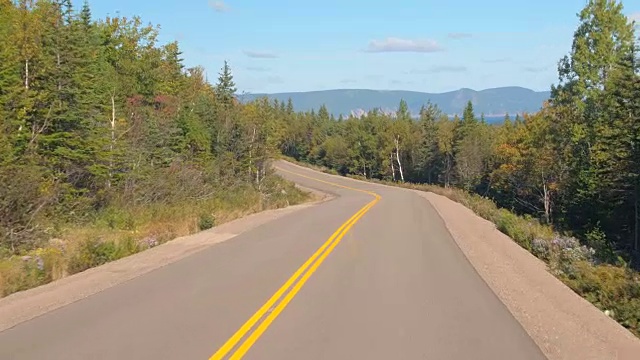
[547,236,596,277]
[0,164,52,253]
[0,247,65,296]
[585,226,620,265]
[495,210,534,249]
[532,238,552,261]
[198,213,215,231]
[100,208,137,231]
[561,261,640,336]
[259,173,309,209]
[66,237,141,275]
[67,238,116,274]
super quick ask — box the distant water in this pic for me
[484,115,509,124]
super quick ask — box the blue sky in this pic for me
[82,0,640,94]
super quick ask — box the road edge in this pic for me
[279,160,640,360]
[0,184,334,333]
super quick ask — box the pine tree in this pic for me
[415,102,441,183]
[551,0,637,240]
[215,60,236,106]
[396,99,410,121]
[286,97,294,115]
[592,43,640,252]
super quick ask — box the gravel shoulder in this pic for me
[280,161,640,360]
[0,187,331,333]
[420,191,640,360]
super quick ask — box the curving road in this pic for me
[0,160,546,360]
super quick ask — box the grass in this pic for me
[281,156,640,338]
[0,175,310,297]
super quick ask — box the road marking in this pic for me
[209,166,380,360]
[276,166,379,198]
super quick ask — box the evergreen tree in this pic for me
[551,0,636,241]
[215,60,236,106]
[396,99,410,121]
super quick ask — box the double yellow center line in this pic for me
[209,166,381,359]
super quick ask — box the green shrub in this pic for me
[67,238,117,274]
[198,213,215,231]
[100,208,136,231]
[0,247,66,296]
[585,226,621,265]
[259,174,309,209]
[561,261,640,336]
[495,210,533,249]
[0,257,45,296]
[113,237,140,259]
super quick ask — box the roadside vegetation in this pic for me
[0,1,308,297]
[1,0,638,339]
[275,1,640,337]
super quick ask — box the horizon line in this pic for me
[236,85,552,96]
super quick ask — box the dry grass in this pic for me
[0,176,310,297]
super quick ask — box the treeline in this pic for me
[0,0,296,258]
[276,0,640,267]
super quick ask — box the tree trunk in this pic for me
[24,58,29,89]
[390,153,396,181]
[444,154,451,188]
[395,135,404,182]
[249,126,256,179]
[635,178,639,251]
[108,94,116,188]
[56,52,61,91]
[542,180,551,224]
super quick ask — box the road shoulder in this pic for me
[0,187,332,333]
[279,161,640,360]
[420,191,640,360]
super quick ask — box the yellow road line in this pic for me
[275,166,379,198]
[208,166,380,360]
[229,199,375,359]
[208,201,372,360]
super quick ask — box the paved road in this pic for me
[0,161,546,359]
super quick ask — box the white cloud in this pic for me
[523,65,550,73]
[628,12,640,23]
[209,0,229,12]
[364,37,443,53]
[243,50,278,58]
[448,32,472,39]
[411,65,467,74]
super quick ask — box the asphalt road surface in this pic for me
[0,160,546,360]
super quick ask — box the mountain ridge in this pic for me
[239,86,552,119]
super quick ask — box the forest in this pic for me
[1,0,639,337]
[0,0,306,295]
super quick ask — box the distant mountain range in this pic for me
[239,86,551,121]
